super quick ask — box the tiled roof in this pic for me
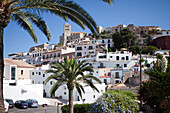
[4,58,34,68]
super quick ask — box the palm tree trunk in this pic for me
[0,26,5,113]
[68,87,74,113]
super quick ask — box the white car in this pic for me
[4,101,9,113]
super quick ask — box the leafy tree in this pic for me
[112,28,137,50]
[140,60,170,112]
[148,29,159,34]
[90,90,139,113]
[44,57,102,113]
[129,45,142,55]
[0,0,113,112]
[146,35,153,45]
[142,46,158,55]
[157,54,163,60]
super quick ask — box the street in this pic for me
[8,106,62,113]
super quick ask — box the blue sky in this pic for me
[4,0,170,58]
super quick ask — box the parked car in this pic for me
[15,100,28,109]
[4,101,9,113]
[5,99,14,108]
[26,99,38,108]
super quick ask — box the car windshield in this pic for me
[27,99,38,103]
[5,99,13,103]
[21,101,27,104]
[32,100,38,103]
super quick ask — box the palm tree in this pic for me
[140,59,170,112]
[44,57,102,113]
[0,0,114,112]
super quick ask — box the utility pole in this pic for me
[139,51,143,111]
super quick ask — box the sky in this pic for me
[4,0,170,58]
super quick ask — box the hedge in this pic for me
[61,103,93,113]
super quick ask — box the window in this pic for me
[64,92,66,95]
[54,53,56,57]
[126,56,129,60]
[99,55,107,59]
[102,40,104,43]
[116,64,119,67]
[110,56,113,58]
[96,71,98,73]
[167,31,169,34]
[50,81,52,85]
[116,56,119,60]
[115,72,119,78]
[115,29,117,32]
[39,72,41,75]
[77,47,82,50]
[124,64,127,67]
[93,95,95,98]
[32,72,34,75]
[43,74,45,77]
[32,80,34,84]
[108,40,110,43]
[43,55,45,59]
[21,70,23,75]
[43,81,44,84]
[89,46,93,49]
[121,57,125,60]
[84,46,86,48]
[116,80,119,83]
[77,52,82,57]
[108,44,110,48]
[11,67,16,80]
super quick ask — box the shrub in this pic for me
[90,90,139,113]
[142,46,158,55]
[61,103,93,113]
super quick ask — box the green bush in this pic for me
[61,103,93,113]
[90,90,139,113]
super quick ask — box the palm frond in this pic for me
[84,79,100,93]
[11,0,98,35]
[80,74,102,84]
[44,74,62,85]
[11,12,37,43]
[29,14,51,41]
[102,0,113,5]
[75,82,84,99]
[49,81,65,97]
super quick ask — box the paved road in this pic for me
[8,106,62,113]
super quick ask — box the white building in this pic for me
[30,64,106,104]
[3,59,48,105]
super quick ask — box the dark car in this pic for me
[5,99,14,108]
[26,99,38,108]
[15,100,28,109]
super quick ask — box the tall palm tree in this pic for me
[0,0,113,112]
[44,57,102,113]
